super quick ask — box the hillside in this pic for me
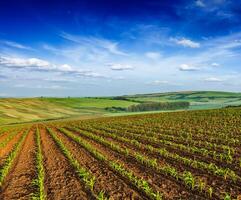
[0,97,136,124]
[124,91,241,110]
[1,91,241,125]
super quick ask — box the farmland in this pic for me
[1,91,241,125]
[0,107,240,199]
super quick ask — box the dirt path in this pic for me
[40,127,89,200]
[52,128,144,200]
[0,130,24,166]
[0,128,36,200]
[65,128,205,200]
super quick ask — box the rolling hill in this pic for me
[1,91,241,125]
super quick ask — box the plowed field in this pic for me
[0,108,241,200]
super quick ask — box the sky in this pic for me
[0,0,241,97]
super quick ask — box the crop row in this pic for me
[0,129,29,186]
[79,124,237,168]
[98,122,236,155]
[46,127,108,200]
[57,127,163,200]
[92,123,237,161]
[93,110,241,145]
[0,130,21,149]
[32,127,46,200]
[62,127,233,200]
[108,112,241,145]
[73,125,239,183]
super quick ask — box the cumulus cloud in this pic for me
[0,56,51,70]
[145,52,162,59]
[108,63,134,71]
[0,55,106,79]
[171,38,200,48]
[59,64,73,72]
[211,62,220,67]
[204,77,223,82]
[179,64,200,71]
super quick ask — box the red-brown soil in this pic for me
[76,126,241,198]
[40,127,90,200]
[63,127,204,200]
[0,129,36,200]
[52,127,144,200]
[0,130,24,167]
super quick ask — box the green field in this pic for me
[1,91,241,125]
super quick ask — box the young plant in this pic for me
[0,129,29,186]
[182,171,195,190]
[32,127,46,200]
[208,187,213,198]
[46,127,103,198]
[223,193,232,200]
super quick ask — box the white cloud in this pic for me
[108,63,134,71]
[145,52,162,59]
[60,32,127,56]
[0,55,107,79]
[14,84,67,89]
[179,64,200,71]
[211,62,220,67]
[171,38,200,48]
[0,56,51,69]
[195,0,205,7]
[80,72,108,78]
[148,80,169,85]
[204,77,223,82]
[0,40,32,50]
[59,64,73,72]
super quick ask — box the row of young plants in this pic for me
[0,129,21,149]
[73,126,237,200]
[95,123,237,159]
[133,123,240,148]
[75,125,239,183]
[99,122,236,155]
[96,109,241,146]
[82,121,240,169]
[88,124,236,166]
[32,127,46,200]
[0,127,15,136]
[57,127,163,200]
[0,128,8,137]
[64,126,228,200]
[46,127,108,200]
[0,128,29,186]
[107,112,241,146]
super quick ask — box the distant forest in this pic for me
[105,101,190,112]
[127,101,190,112]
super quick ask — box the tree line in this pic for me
[126,101,190,112]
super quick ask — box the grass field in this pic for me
[125,91,241,109]
[1,91,241,125]
[0,98,136,125]
[0,107,240,199]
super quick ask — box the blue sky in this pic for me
[0,0,241,97]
